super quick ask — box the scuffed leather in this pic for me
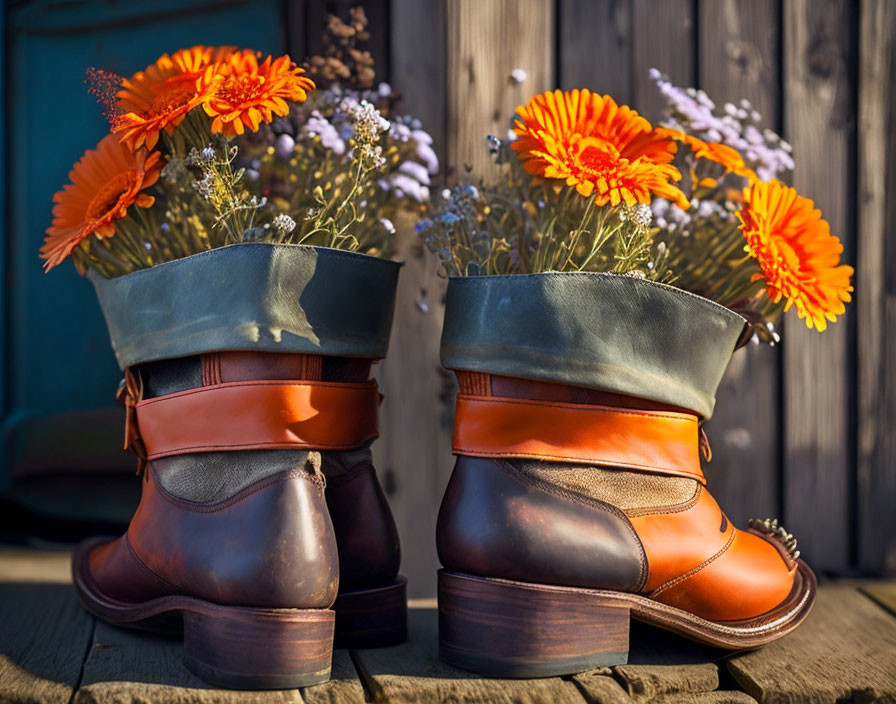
[325,462,401,588]
[440,273,746,419]
[94,465,340,609]
[437,456,647,591]
[91,243,400,369]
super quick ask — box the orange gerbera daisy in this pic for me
[657,128,756,180]
[41,134,161,271]
[738,179,853,331]
[512,89,688,208]
[198,52,314,138]
[114,46,234,150]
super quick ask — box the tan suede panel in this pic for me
[517,461,699,510]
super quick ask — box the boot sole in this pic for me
[72,539,334,689]
[333,576,408,648]
[438,560,817,678]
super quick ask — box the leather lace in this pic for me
[116,367,148,475]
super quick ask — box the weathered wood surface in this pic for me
[375,0,454,600]
[697,0,781,528]
[631,0,695,122]
[782,0,854,572]
[3,550,896,703]
[856,0,896,575]
[727,585,896,704]
[446,0,553,179]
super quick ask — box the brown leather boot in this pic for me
[77,244,405,687]
[435,273,816,678]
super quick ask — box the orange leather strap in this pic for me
[453,394,705,483]
[136,380,380,459]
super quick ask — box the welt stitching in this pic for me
[650,528,737,597]
[497,461,649,589]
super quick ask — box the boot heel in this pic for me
[182,602,335,689]
[438,570,630,678]
[333,575,408,648]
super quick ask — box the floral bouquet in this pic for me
[42,8,436,278]
[420,70,853,339]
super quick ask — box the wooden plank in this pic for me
[697,0,781,527]
[856,0,896,575]
[726,585,896,703]
[75,620,305,704]
[558,0,633,104]
[860,581,896,617]
[781,0,854,572]
[0,551,95,704]
[631,0,694,122]
[446,0,554,179]
[303,651,366,704]
[373,0,452,600]
[351,601,588,703]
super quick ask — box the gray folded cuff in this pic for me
[440,273,747,419]
[91,243,400,369]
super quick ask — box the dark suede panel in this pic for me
[440,273,747,419]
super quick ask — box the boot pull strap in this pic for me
[453,394,706,484]
[132,380,380,461]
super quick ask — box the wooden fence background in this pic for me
[2,0,894,598]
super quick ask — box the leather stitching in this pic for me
[454,449,705,482]
[124,533,181,590]
[457,394,698,421]
[649,527,737,597]
[137,379,379,407]
[150,464,324,513]
[625,484,703,518]
[147,434,379,458]
[496,460,650,591]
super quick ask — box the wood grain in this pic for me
[631,0,695,122]
[558,0,633,103]
[446,0,554,179]
[856,0,896,576]
[781,0,854,572]
[375,0,451,600]
[0,551,94,704]
[726,585,896,703]
[351,602,588,703]
[697,0,781,527]
[860,581,896,618]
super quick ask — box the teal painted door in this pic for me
[2,0,285,515]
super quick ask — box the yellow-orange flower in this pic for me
[658,128,756,180]
[41,135,161,271]
[199,52,314,138]
[512,89,688,208]
[738,179,853,331]
[114,45,234,150]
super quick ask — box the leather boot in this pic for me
[74,244,405,688]
[435,273,816,678]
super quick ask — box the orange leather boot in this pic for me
[435,273,816,677]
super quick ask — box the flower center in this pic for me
[573,138,623,178]
[148,77,196,117]
[85,173,133,223]
[218,73,265,106]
